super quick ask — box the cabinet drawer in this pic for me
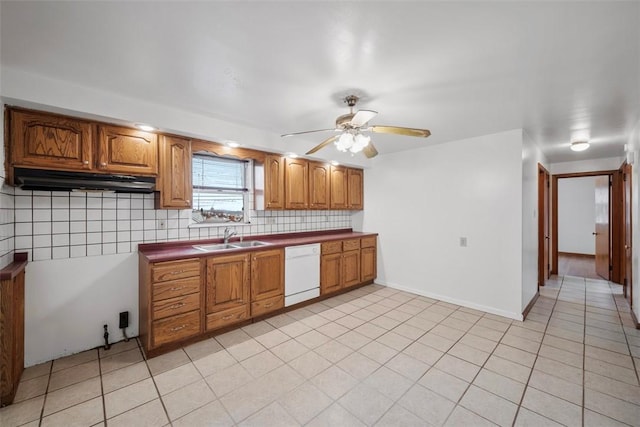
[361,236,377,248]
[152,310,200,347]
[206,306,249,331]
[251,294,284,317]
[152,293,200,320]
[322,241,342,254]
[152,259,200,282]
[343,239,360,251]
[152,276,200,301]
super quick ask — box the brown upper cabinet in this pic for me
[156,135,192,209]
[96,125,157,175]
[308,161,331,209]
[348,168,364,210]
[285,157,309,209]
[330,165,349,209]
[8,108,157,176]
[263,155,285,209]
[9,109,93,172]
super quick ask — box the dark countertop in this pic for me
[138,228,378,263]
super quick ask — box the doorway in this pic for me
[551,169,624,285]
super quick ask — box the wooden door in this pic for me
[320,253,342,294]
[538,165,550,286]
[251,249,284,301]
[97,125,158,175]
[330,165,348,209]
[342,249,361,287]
[10,109,93,172]
[623,163,633,302]
[264,155,285,209]
[308,161,330,209]
[595,175,611,280]
[285,158,308,209]
[205,253,250,313]
[347,168,364,210]
[157,135,192,208]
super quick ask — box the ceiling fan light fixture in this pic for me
[570,140,590,152]
[335,132,354,152]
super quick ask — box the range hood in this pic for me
[13,168,156,193]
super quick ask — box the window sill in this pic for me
[188,221,250,229]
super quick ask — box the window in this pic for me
[191,154,250,224]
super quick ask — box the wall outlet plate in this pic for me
[460,237,468,247]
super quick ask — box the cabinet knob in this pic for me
[83,160,89,165]
[185,200,190,204]
[100,162,107,167]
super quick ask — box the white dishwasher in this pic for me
[284,243,321,307]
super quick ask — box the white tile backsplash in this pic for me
[4,189,354,262]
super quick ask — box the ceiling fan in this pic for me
[281,95,431,158]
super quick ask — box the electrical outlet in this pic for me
[157,219,166,230]
[460,237,467,247]
[266,217,276,225]
[323,215,328,222]
[300,216,306,223]
[119,311,129,329]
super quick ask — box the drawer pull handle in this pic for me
[170,303,185,309]
[170,270,185,275]
[170,324,188,332]
[169,286,183,291]
[264,303,274,308]
[222,315,233,320]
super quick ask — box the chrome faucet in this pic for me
[223,227,237,244]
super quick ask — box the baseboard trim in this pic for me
[522,292,539,320]
[631,309,640,329]
[378,280,523,321]
[558,251,595,259]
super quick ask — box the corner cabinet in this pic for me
[156,135,192,209]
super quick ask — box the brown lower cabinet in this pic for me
[140,237,375,357]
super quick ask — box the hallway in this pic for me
[533,275,640,425]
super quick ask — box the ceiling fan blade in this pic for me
[350,110,378,127]
[363,142,379,158]
[306,135,340,155]
[370,125,431,138]
[281,128,337,137]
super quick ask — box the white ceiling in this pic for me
[1,1,639,163]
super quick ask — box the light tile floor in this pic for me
[2,276,640,426]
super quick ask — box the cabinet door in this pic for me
[251,249,284,301]
[342,249,361,287]
[97,125,158,175]
[10,109,93,171]
[158,135,192,208]
[285,158,308,209]
[321,253,342,294]
[206,253,250,313]
[309,161,330,209]
[264,155,285,209]
[348,168,364,210]
[330,165,348,209]
[361,246,377,282]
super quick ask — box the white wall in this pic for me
[557,177,596,255]
[521,132,548,311]
[25,253,137,366]
[629,119,640,321]
[361,129,524,319]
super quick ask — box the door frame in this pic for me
[551,170,623,283]
[538,164,550,287]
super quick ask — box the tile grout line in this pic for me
[36,360,54,426]
[138,340,173,425]
[97,346,108,426]
[608,281,640,387]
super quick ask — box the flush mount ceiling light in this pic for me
[225,141,240,148]
[570,140,590,152]
[135,123,155,132]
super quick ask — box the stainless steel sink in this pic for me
[231,240,270,248]
[192,240,271,252]
[192,243,237,252]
